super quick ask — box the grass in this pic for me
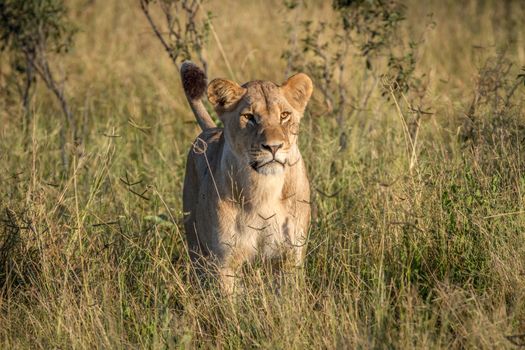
[1,0,525,348]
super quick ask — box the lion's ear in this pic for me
[207,78,246,114]
[281,73,313,113]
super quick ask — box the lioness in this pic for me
[180,62,312,291]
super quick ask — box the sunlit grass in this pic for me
[1,0,525,348]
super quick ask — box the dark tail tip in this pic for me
[180,61,207,100]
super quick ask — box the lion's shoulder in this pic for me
[188,127,224,176]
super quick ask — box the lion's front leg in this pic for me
[283,218,308,268]
[217,265,237,294]
[215,231,257,295]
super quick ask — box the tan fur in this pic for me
[182,67,313,292]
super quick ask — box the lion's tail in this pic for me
[180,61,216,130]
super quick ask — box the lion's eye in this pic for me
[241,113,256,126]
[280,111,291,123]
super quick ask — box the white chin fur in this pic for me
[256,163,285,175]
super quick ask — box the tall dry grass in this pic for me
[1,0,525,348]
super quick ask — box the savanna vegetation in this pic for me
[1,0,525,348]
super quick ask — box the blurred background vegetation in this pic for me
[1,0,525,348]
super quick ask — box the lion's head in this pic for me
[207,73,313,175]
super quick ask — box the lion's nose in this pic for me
[261,143,283,156]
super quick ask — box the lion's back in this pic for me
[182,128,224,253]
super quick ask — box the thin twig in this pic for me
[139,0,179,66]
[484,210,525,219]
[315,187,341,198]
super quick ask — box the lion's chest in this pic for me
[216,199,297,259]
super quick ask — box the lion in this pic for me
[180,61,313,292]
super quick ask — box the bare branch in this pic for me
[139,0,179,66]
